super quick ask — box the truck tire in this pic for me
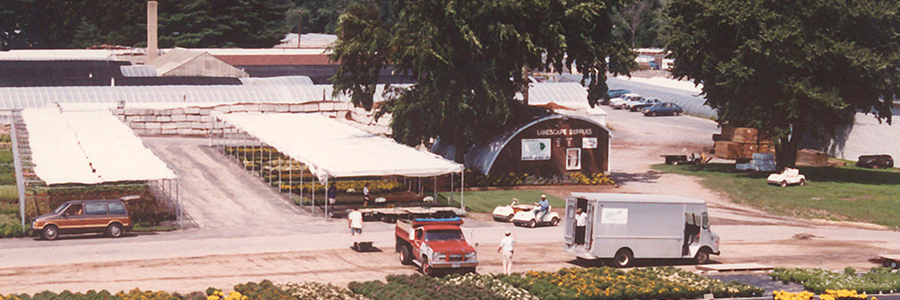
[695,248,710,265]
[613,249,633,268]
[421,259,434,276]
[399,245,413,265]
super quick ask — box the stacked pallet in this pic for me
[713,125,775,159]
[113,101,353,135]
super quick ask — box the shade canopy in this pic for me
[214,112,464,182]
[23,108,177,185]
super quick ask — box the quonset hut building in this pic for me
[433,114,611,176]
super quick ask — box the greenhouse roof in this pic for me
[0,82,326,110]
[214,112,463,182]
[23,108,177,185]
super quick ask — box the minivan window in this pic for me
[53,203,68,214]
[109,202,126,214]
[84,202,108,215]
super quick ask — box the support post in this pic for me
[324,177,329,220]
[460,170,465,210]
[10,112,27,232]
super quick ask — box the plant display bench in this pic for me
[352,235,374,252]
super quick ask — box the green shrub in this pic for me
[233,279,293,300]
[0,185,18,203]
[0,222,23,238]
[0,150,12,164]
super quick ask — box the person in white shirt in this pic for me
[575,208,587,245]
[348,209,363,235]
[497,230,516,275]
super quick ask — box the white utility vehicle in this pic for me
[766,167,807,187]
[491,199,535,222]
[512,205,560,227]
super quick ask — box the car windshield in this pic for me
[425,230,464,241]
[53,203,68,214]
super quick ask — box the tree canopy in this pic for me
[665,0,900,169]
[330,0,634,161]
[0,0,291,49]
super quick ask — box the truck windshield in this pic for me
[425,230,463,241]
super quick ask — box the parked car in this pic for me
[643,102,683,116]
[627,97,663,111]
[610,93,642,109]
[603,89,631,105]
[766,168,807,187]
[856,155,894,169]
[29,197,133,240]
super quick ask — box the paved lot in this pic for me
[0,95,898,294]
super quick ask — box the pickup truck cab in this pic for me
[395,217,478,276]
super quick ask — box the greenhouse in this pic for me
[209,112,466,218]
[12,108,183,228]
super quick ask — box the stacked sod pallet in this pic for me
[713,125,775,160]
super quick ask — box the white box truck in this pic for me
[564,193,720,268]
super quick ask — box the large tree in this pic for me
[665,0,900,169]
[331,0,634,161]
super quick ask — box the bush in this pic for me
[0,221,23,238]
[0,185,18,203]
[233,280,293,300]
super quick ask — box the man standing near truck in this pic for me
[497,230,516,275]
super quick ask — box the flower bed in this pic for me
[0,269,764,300]
[501,266,763,300]
[771,267,900,294]
[465,172,615,187]
[774,289,877,300]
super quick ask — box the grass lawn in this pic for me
[652,163,900,228]
[438,190,564,213]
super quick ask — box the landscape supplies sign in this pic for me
[521,138,551,161]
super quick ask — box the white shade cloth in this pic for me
[23,108,177,184]
[214,112,463,182]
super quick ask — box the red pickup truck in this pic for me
[395,217,478,276]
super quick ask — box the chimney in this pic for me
[147,1,159,61]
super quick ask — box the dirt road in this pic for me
[2,108,899,295]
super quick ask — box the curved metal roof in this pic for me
[433,114,611,175]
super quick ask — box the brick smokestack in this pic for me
[147,1,159,61]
